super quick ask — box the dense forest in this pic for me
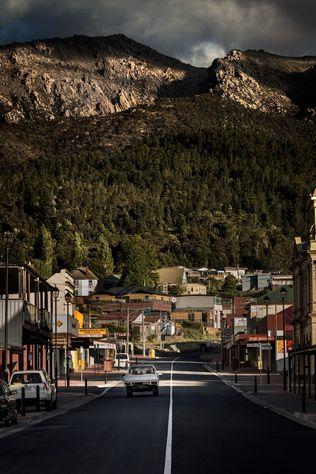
[0,94,315,278]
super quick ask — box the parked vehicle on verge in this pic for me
[9,369,57,411]
[123,365,161,397]
[113,353,130,370]
[0,380,18,426]
[199,342,213,353]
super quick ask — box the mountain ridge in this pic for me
[1,34,316,123]
[0,34,208,123]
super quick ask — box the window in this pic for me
[89,280,93,287]
[188,313,195,322]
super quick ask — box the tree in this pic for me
[222,274,237,294]
[33,224,55,278]
[122,235,159,287]
[89,234,114,277]
[73,232,88,268]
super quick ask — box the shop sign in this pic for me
[234,317,247,327]
[78,328,108,338]
[222,329,233,338]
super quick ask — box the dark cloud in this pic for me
[0,1,315,65]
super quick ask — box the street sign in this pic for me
[234,317,247,327]
[57,320,63,327]
[222,329,233,338]
[247,343,272,350]
[144,308,151,316]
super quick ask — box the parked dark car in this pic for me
[0,380,18,426]
[199,342,213,353]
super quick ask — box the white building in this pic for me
[224,267,247,281]
[47,269,78,374]
[47,269,75,317]
[71,267,98,296]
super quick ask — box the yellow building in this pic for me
[182,283,207,296]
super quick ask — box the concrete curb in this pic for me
[203,364,316,431]
[0,381,120,440]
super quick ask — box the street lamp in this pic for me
[65,291,72,387]
[3,230,13,382]
[280,286,288,390]
[52,286,59,387]
[264,295,270,371]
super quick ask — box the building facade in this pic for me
[293,189,316,349]
[71,267,98,297]
[0,264,54,378]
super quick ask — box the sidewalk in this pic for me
[207,364,316,430]
[0,375,119,439]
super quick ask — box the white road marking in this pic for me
[163,357,179,474]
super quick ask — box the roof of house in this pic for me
[71,267,98,281]
[156,266,186,284]
[97,311,161,323]
[257,287,294,304]
[97,285,164,297]
[95,275,121,293]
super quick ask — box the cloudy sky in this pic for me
[0,0,315,66]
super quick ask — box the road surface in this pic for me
[1,354,315,474]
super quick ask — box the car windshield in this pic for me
[11,373,42,384]
[129,366,155,375]
[117,354,128,359]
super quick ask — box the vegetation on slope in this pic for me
[0,95,315,277]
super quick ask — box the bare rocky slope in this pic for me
[0,34,208,123]
[209,49,316,115]
[0,34,315,123]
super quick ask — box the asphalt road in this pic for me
[1,354,316,474]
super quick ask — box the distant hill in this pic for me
[0,94,315,273]
[0,35,315,275]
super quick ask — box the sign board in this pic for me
[234,317,247,327]
[247,343,272,350]
[277,340,287,354]
[144,308,152,316]
[114,332,127,338]
[222,329,233,338]
[57,320,63,328]
[78,328,108,338]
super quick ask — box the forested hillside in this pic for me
[0,94,315,276]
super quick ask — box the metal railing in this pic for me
[24,302,52,329]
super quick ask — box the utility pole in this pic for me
[142,311,145,357]
[126,307,130,355]
[3,231,13,381]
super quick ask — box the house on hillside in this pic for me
[156,266,187,294]
[182,283,207,296]
[71,267,98,296]
[242,273,272,292]
[171,295,222,332]
[224,267,247,281]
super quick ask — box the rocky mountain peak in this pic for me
[209,49,316,114]
[0,34,208,123]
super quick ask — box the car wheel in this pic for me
[153,389,159,396]
[4,410,12,427]
[127,389,133,398]
[45,399,53,411]
[12,409,18,424]
[52,398,58,410]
